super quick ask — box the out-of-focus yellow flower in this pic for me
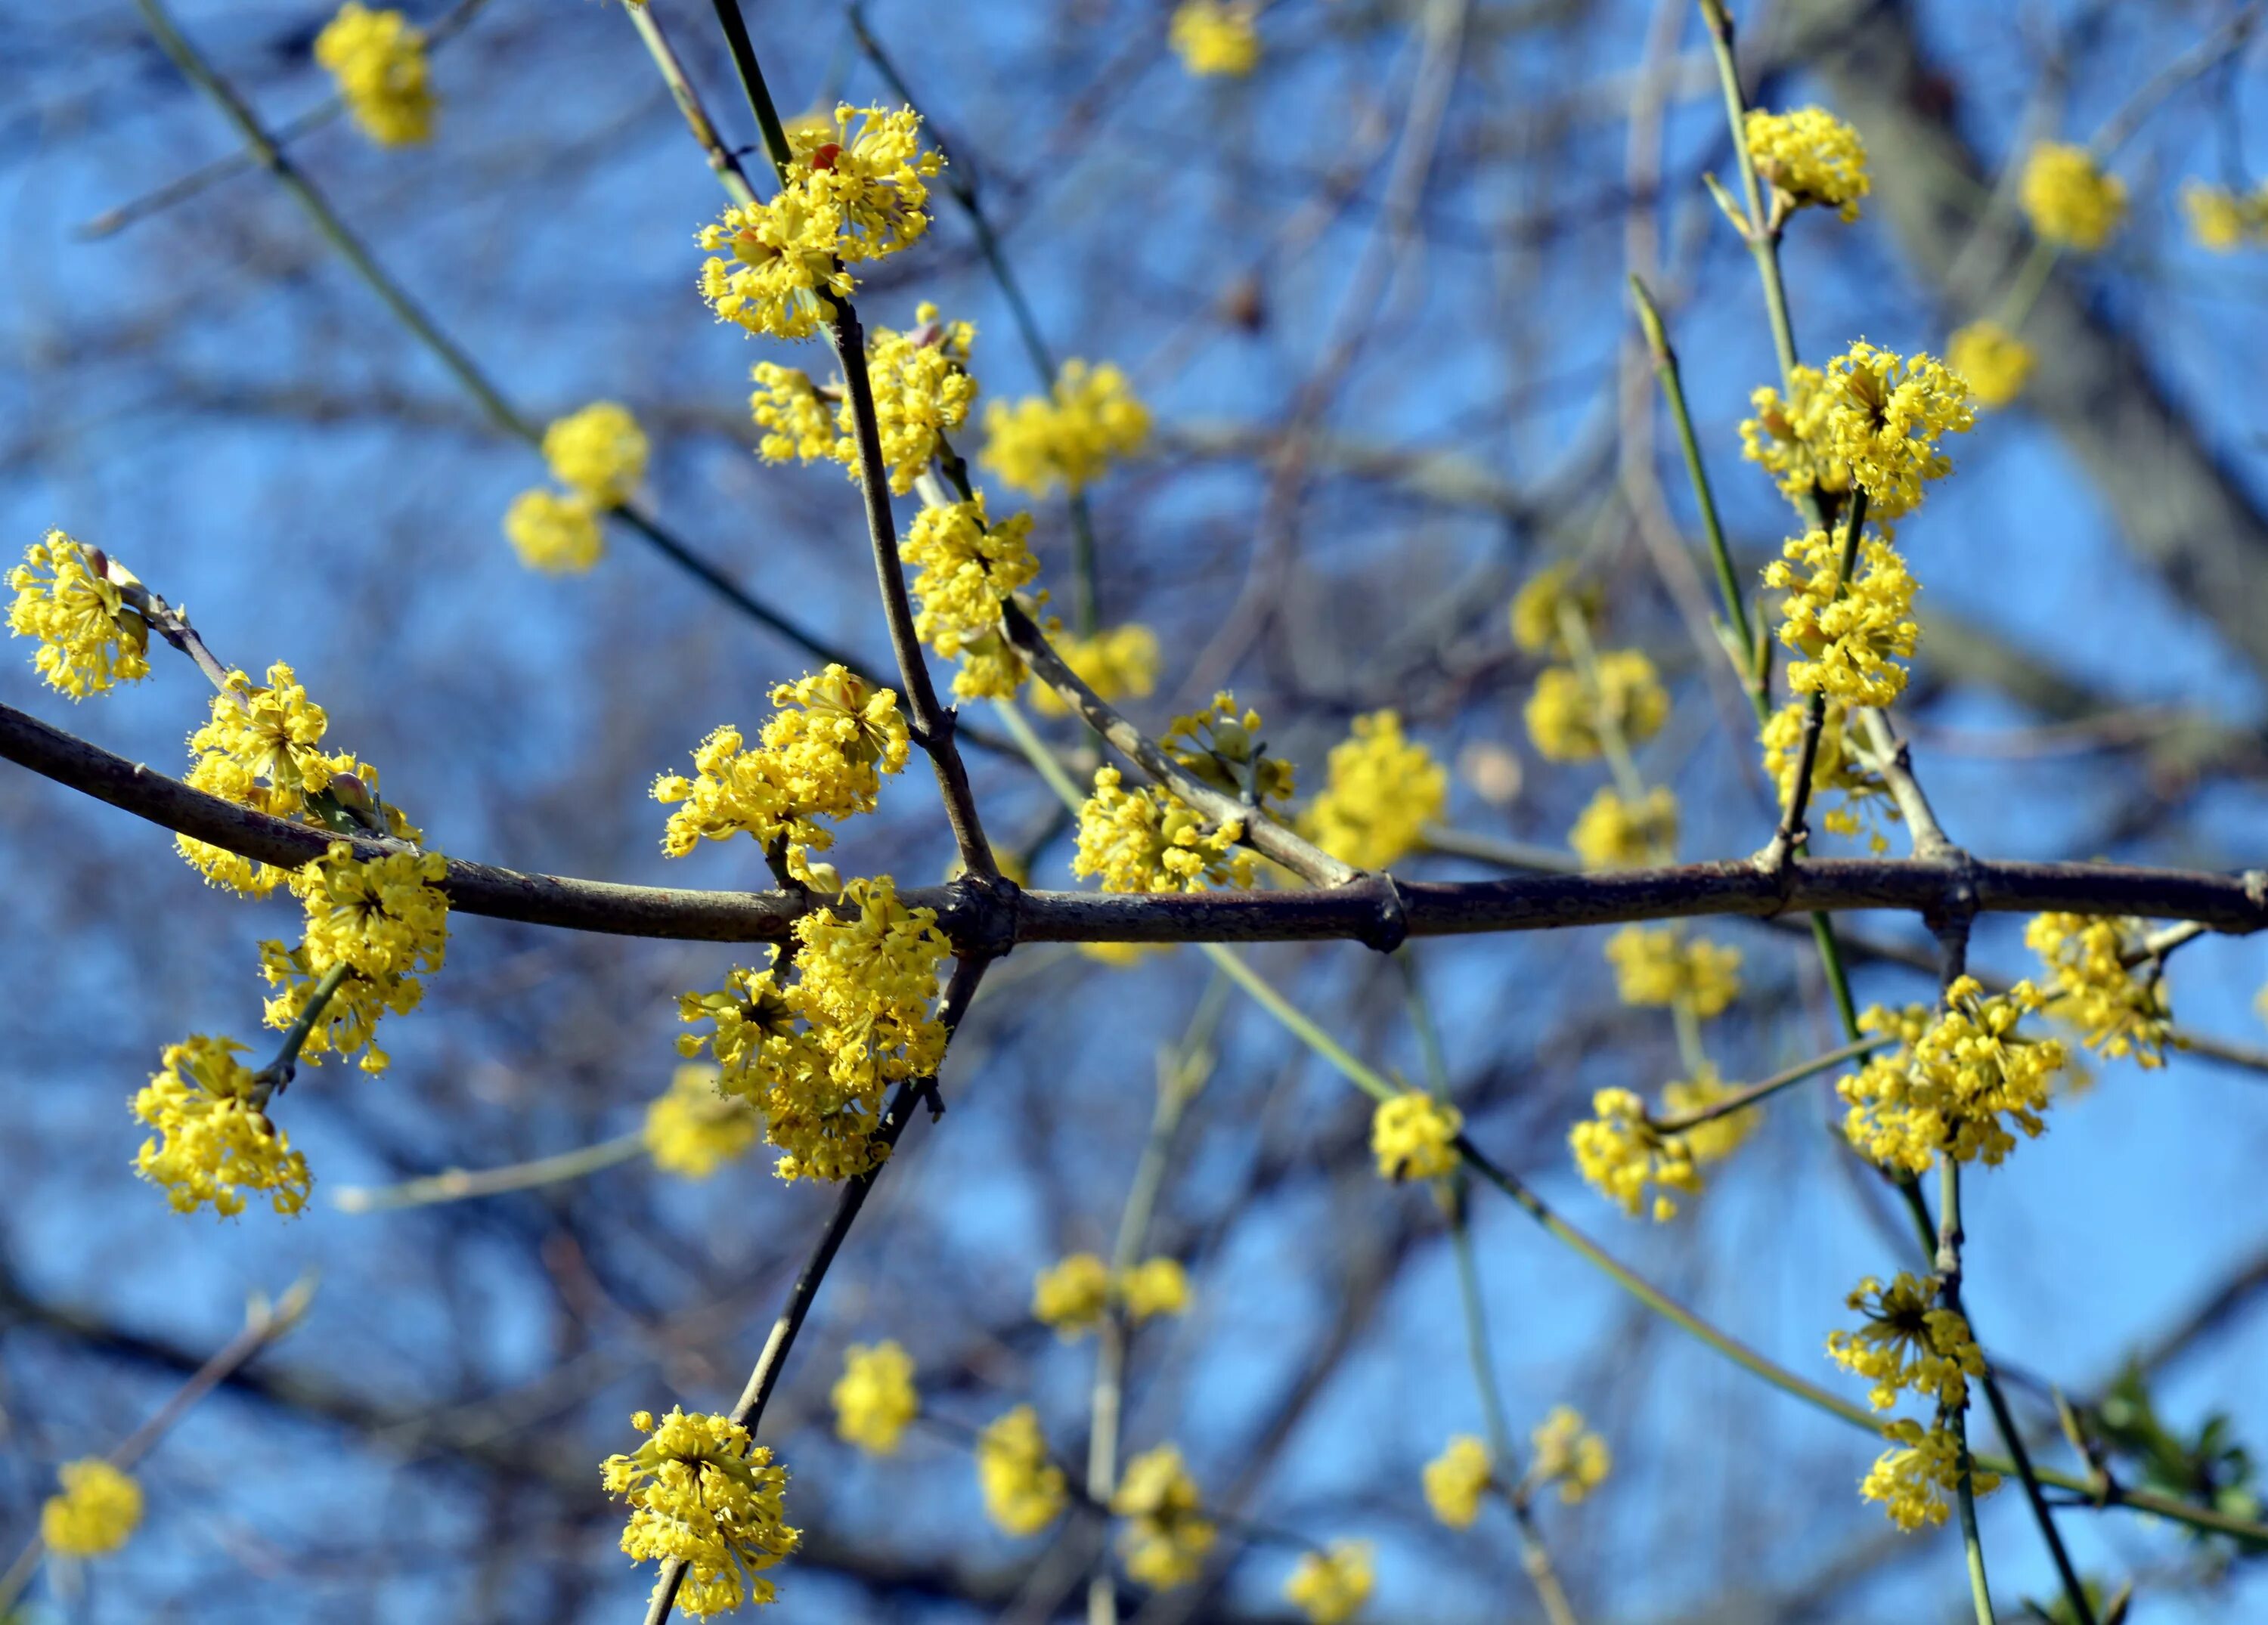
[1529,1405,1610,1503]
[40,1459,141,1557]
[1284,1540,1374,1623]
[1746,106,1870,221]
[1371,1091,1461,1181]
[1170,2,1260,78]
[314,4,434,147]
[1945,320,2034,410]
[832,1341,919,1455]
[2019,142,2126,252]
[1423,1435,1492,1528]
[981,360,1150,497]
[643,1063,758,1179]
[978,1407,1067,1536]
[1302,710,1445,870]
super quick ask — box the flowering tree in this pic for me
[5,1,2268,1621]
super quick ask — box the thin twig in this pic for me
[332,1131,649,1212]
[1648,1035,1888,1133]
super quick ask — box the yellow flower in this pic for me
[1422,1435,1492,1528]
[903,494,1040,701]
[1761,698,1896,853]
[1028,622,1160,717]
[2182,180,2263,251]
[1860,1418,2000,1531]
[643,1063,759,1179]
[132,1035,312,1218]
[1371,1091,1462,1181]
[1302,710,1445,870]
[1661,1065,1760,1166]
[601,1407,798,1617]
[1603,927,1742,1019]
[1743,342,1974,520]
[1763,526,1919,708]
[541,401,647,506]
[832,1340,919,1456]
[1838,977,2068,1173]
[696,105,943,340]
[2024,913,2174,1067]
[1113,1444,1216,1590]
[981,359,1150,497]
[503,488,603,575]
[1569,1072,1758,1224]
[1944,320,2034,410]
[1529,1405,1610,1504]
[1170,2,1260,78]
[749,305,977,494]
[978,1407,1067,1536]
[1523,651,1668,763]
[7,531,148,699]
[257,843,451,1076]
[314,4,433,147]
[1568,785,1678,871]
[1745,106,1870,221]
[1828,1272,1984,1412]
[749,364,838,464]
[1507,562,1597,656]
[40,1459,142,1558]
[1033,1252,1113,1337]
[1284,1540,1374,1625]
[2020,142,2126,252]
[1074,765,1255,894]
[1121,1256,1192,1322]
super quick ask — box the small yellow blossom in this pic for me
[749,364,837,463]
[750,306,977,494]
[2020,142,2126,252]
[1530,1406,1611,1504]
[978,1406,1067,1536]
[40,1459,142,1558]
[1746,106,1870,221]
[1829,1272,1984,1412]
[1371,1091,1462,1181]
[1839,977,2068,1173]
[1121,1256,1192,1322]
[2024,913,2174,1067]
[1944,320,2034,410]
[314,4,434,147]
[1074,766,1254,894]
[1569,1072,1755,1224]
[541,402,648,506]
[257,843,450,1076]
[1604,927,1742,1019]
[903,494,1040,701]
[132,1035,311,1218]
[1033,1252,1114,1338]
[643,1063,759,1179]
[1114,1444,1216,1590]
[1302,710,1445,870]
[1029,622,1160,717]
[1507,563,1597,656]
[503,488,604,574]
[696,105,943,340]
[1170,2,1260,77]
[1763,526,1919,708]
[1861,1418,2000,1531]
[1569,785,1678,871]
[981,359,1150,498]
[7,531,148,698]
[1524,651,1669,763]
[832,1340,919,1456]
[1761,698,1896,853]
[1284,1540,1374,1625]
[1422,1435,1492,1528]
[1743,342,1974,520]
[2181,180,2267,251]
[602,1407,798,1617]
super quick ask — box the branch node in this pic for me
[1356,871,1411,955]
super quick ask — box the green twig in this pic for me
[332,1131,650,1212]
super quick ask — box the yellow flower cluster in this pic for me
[1569,1068,1755,1222]
[2183,179,2268,251]
[1423,1435,1492,1528]
[1113,1444,1216,1590]
[677,877,950,1181]
[178,663,416,896]
[1530,1405,1612,1504]
[2020,142,2126,252]
[1170,1,1261,78]
[7,531,148,698]
[750,305,978,494]
[2024,913,2174,1067]
[1944,320,2034,410]
[1839,977,2068,1173]
[314,3,434,147]
[1075,766,1253,893]
[259,843,451,1076]
[1763,526,1919,707]
[1761,699,1895,852]
[697,104,943,340]
[1524,650,1668,763]
[981,359,1151,498]
[40,1459,142,1558]
[504,403,649,574]
[1032,1252,1191,1337]
[653,666,909,884]
[1028,622,1160,717]
[642,1063,759,1179]
[832,1340,919,1455]
[1569,784,1678,870]
[1301,710,1445,870]
[1745,106,1870,221]
[1603,927,1742,1019]
[132,1035,312,1218]
[1828,1272,1984,1413]
[978,1406,1068,1536]
[903,494,1040,700]
[602,1407,798,1617]
[1743,342,1974,520]
[1283,1540,1374,1625]
[1861,1417,2000,1532]
[1371,1090,1462,1181]
[503,489,603,574]
[1507,562,1597,656]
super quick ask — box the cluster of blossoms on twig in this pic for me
[1569,783,1679,870]
[1300,709,1447,870]
[641,1062,761,1179]
[1169,1,1262,79]
[2021,141,2129,253]
[5,531,149,698]
[1424,1407,1613,1529]
[1745,107,1871,222]
[314,2,434,147]
[1838,977,2070,1174]
[1111,1444,1218,1589]
[1073,692,1291,893]
[903,493,1041,700]
[1828,1274,2000,1530]
[2025,912,2177,1068]
[1030,1251,1191,1337]
[39,1459,143,1558]
[1569,1066,1758,1221]
[2183,178,2268,250]
[976,1405,1068,1536]
[830,1341,919,1456]
[751,302,978,493]
[980,359,1153,498]
[602,1408,799,1618]
[504,401,649,574]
